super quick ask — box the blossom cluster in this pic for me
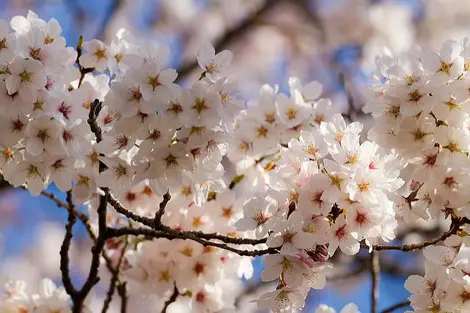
[4,9,470,313]
[0,11,83,195]
[226,83,404,310]
[0,9,405,313]
[0,10,251,313]
[362,38,470,313]
[0,279,81,313]
[405,233,470,313]
[365,39,470,223]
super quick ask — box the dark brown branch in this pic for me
[370,218,466,252]
[71,195,107,312]
[106,226,277,257]
[381,301,411,313]
[161,284,179,313]
[44,189,97,241]
[105,189,266,245]
[102,237,129,313]
[117,283,128,313]
[24,183,118,304]
[101,267,117,312]
[88,100,104,144]
[59,190,78,297]
[70,98,109,313]
[175,0,282,81]
[370,251,380,313]
[19,185,90,225]
[32,184,118,279]
[154,191,171,226]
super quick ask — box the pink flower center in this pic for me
[335,225,347,239]
[196,291,206,303]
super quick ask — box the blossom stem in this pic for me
[75,35,94,88]
[161,284,180,313]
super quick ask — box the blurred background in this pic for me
[0,0,468,312]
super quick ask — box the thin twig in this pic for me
[28,185,96,240]
[161,284,179,313]
[382,300,410,313]
[19,185,89,223]
[154,191,171,226]
[176,0,282,81]
[75,35,94,88]
[370,218,465,252]
[41,188,96,240]
[381,301,411,313]
[22,184,118,287]
[102,237,129,313]
[370,250,380,313]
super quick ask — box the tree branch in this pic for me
[117,282,128,313]
[102,237,129,313]
[176,0,283,81]
[370,218,466,252]
[75,35,94,88]
[370,250,380,313]
[19,185,90,224]
[105,189,266,245]
[154,191,171,227]
[161,284,179,313]
[88,100,104,144]
[59,190,78,297]
[381,301,411,313]
[105,226,277,257]
[69,98,109,313]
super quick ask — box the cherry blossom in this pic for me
[4,9,470,313]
